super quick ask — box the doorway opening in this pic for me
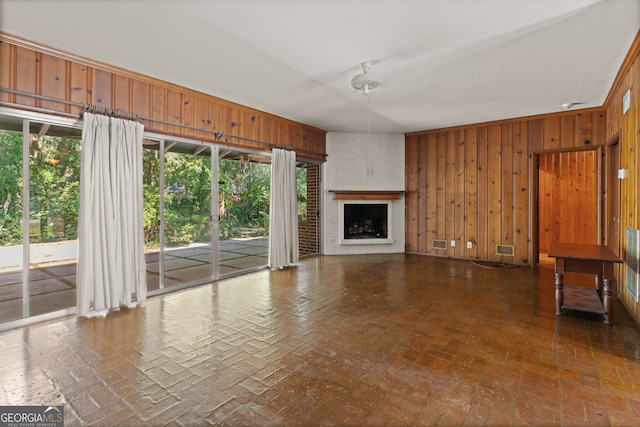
[537,149,600,266]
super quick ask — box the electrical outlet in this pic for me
[467,241,473,249]
[450,240,456,247]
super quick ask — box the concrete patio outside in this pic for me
[0,237,268,324]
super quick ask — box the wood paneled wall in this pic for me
[0,33,326,161]
[605,31,640,322]
[406,110,605,265]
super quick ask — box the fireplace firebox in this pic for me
[344,203,387,239]
[339,200,393,245]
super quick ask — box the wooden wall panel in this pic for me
[132,80,151,124]
[0,40,14,103]
[436,132,447,245]
[487,125,502,258]
[150,85,166,133]
[230,107,244,141]
[464,128,478,259]
[476,127,487,259]
[113,74,130,113]
[605,32,639,323]
[416,135,427,253]
[454,130,465,258]
[576,113,593,147]
[15,46,37,108]
[40,54,67,112]
[69,62,89,106]
[561,115,576,148]
[445,131,455,257]
[262,117,279,146]
[425,134,437,253]
[585,150,597,240]
[182,92,196,138]
[405,137,418,253]
[556,152,571,243]
[501,124,514,251]
[538,153,552,252]
[528,119,543,153]
[92,69,112,107]
[544,117,561,150]
[513,121,528,263]
[0,33,326,160]
[166,88,183,136]
[406,110,605,266]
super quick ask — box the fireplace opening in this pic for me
[343,203,388,240]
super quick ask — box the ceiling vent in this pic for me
[351,62,381,95]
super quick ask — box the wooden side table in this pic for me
[548,242,622,325]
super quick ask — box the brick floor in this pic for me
[1,254,640,426]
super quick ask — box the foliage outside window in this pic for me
[0,129,80,246]
[3,130,311,248]
[297,166,307,222]
[164,150,212,246]
[0,130,22,246]
[218,159,270,240]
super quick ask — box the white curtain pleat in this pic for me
[268,148,299,270]
[76,113,146,317]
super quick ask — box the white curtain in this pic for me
[268,148,299,269]
[76,113,146,317]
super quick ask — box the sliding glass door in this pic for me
[27,122,80,316]
[0,122,24,323]
[1,108,320,329]
[142,137,218,294]
[163,143,213,287]
[218,151,270,276]
[0,114,81,325]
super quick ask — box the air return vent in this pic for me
[496,244,515,256]
[626,226,639,302]
[432,239,447,250]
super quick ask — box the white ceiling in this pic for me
[1,0,638,133]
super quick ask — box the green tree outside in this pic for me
[2,129,307,249]
[0,130,80,246]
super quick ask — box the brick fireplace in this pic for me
[322,132,405,255]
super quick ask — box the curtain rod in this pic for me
[82,103,139,121]
[0,87,326,157]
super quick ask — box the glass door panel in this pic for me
[28,123,81,316]
[0,126,24,323]
[142,142,162,291]
[218,152,270,276]
[164,144,212,286]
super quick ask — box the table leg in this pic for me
[603,277,615,325]
[555,272,564,316]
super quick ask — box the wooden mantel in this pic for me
[328,190,404,200]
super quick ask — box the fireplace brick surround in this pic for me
[322,132,405,255]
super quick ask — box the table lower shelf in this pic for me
[561,285,606,314]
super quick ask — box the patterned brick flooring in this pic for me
[1,254,640,426]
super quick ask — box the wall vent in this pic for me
[626,226,639,302]
[496,244,515,256]
[432,239,447,250]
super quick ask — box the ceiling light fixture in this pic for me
[562,102,585,109]
[351,62,380,95]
